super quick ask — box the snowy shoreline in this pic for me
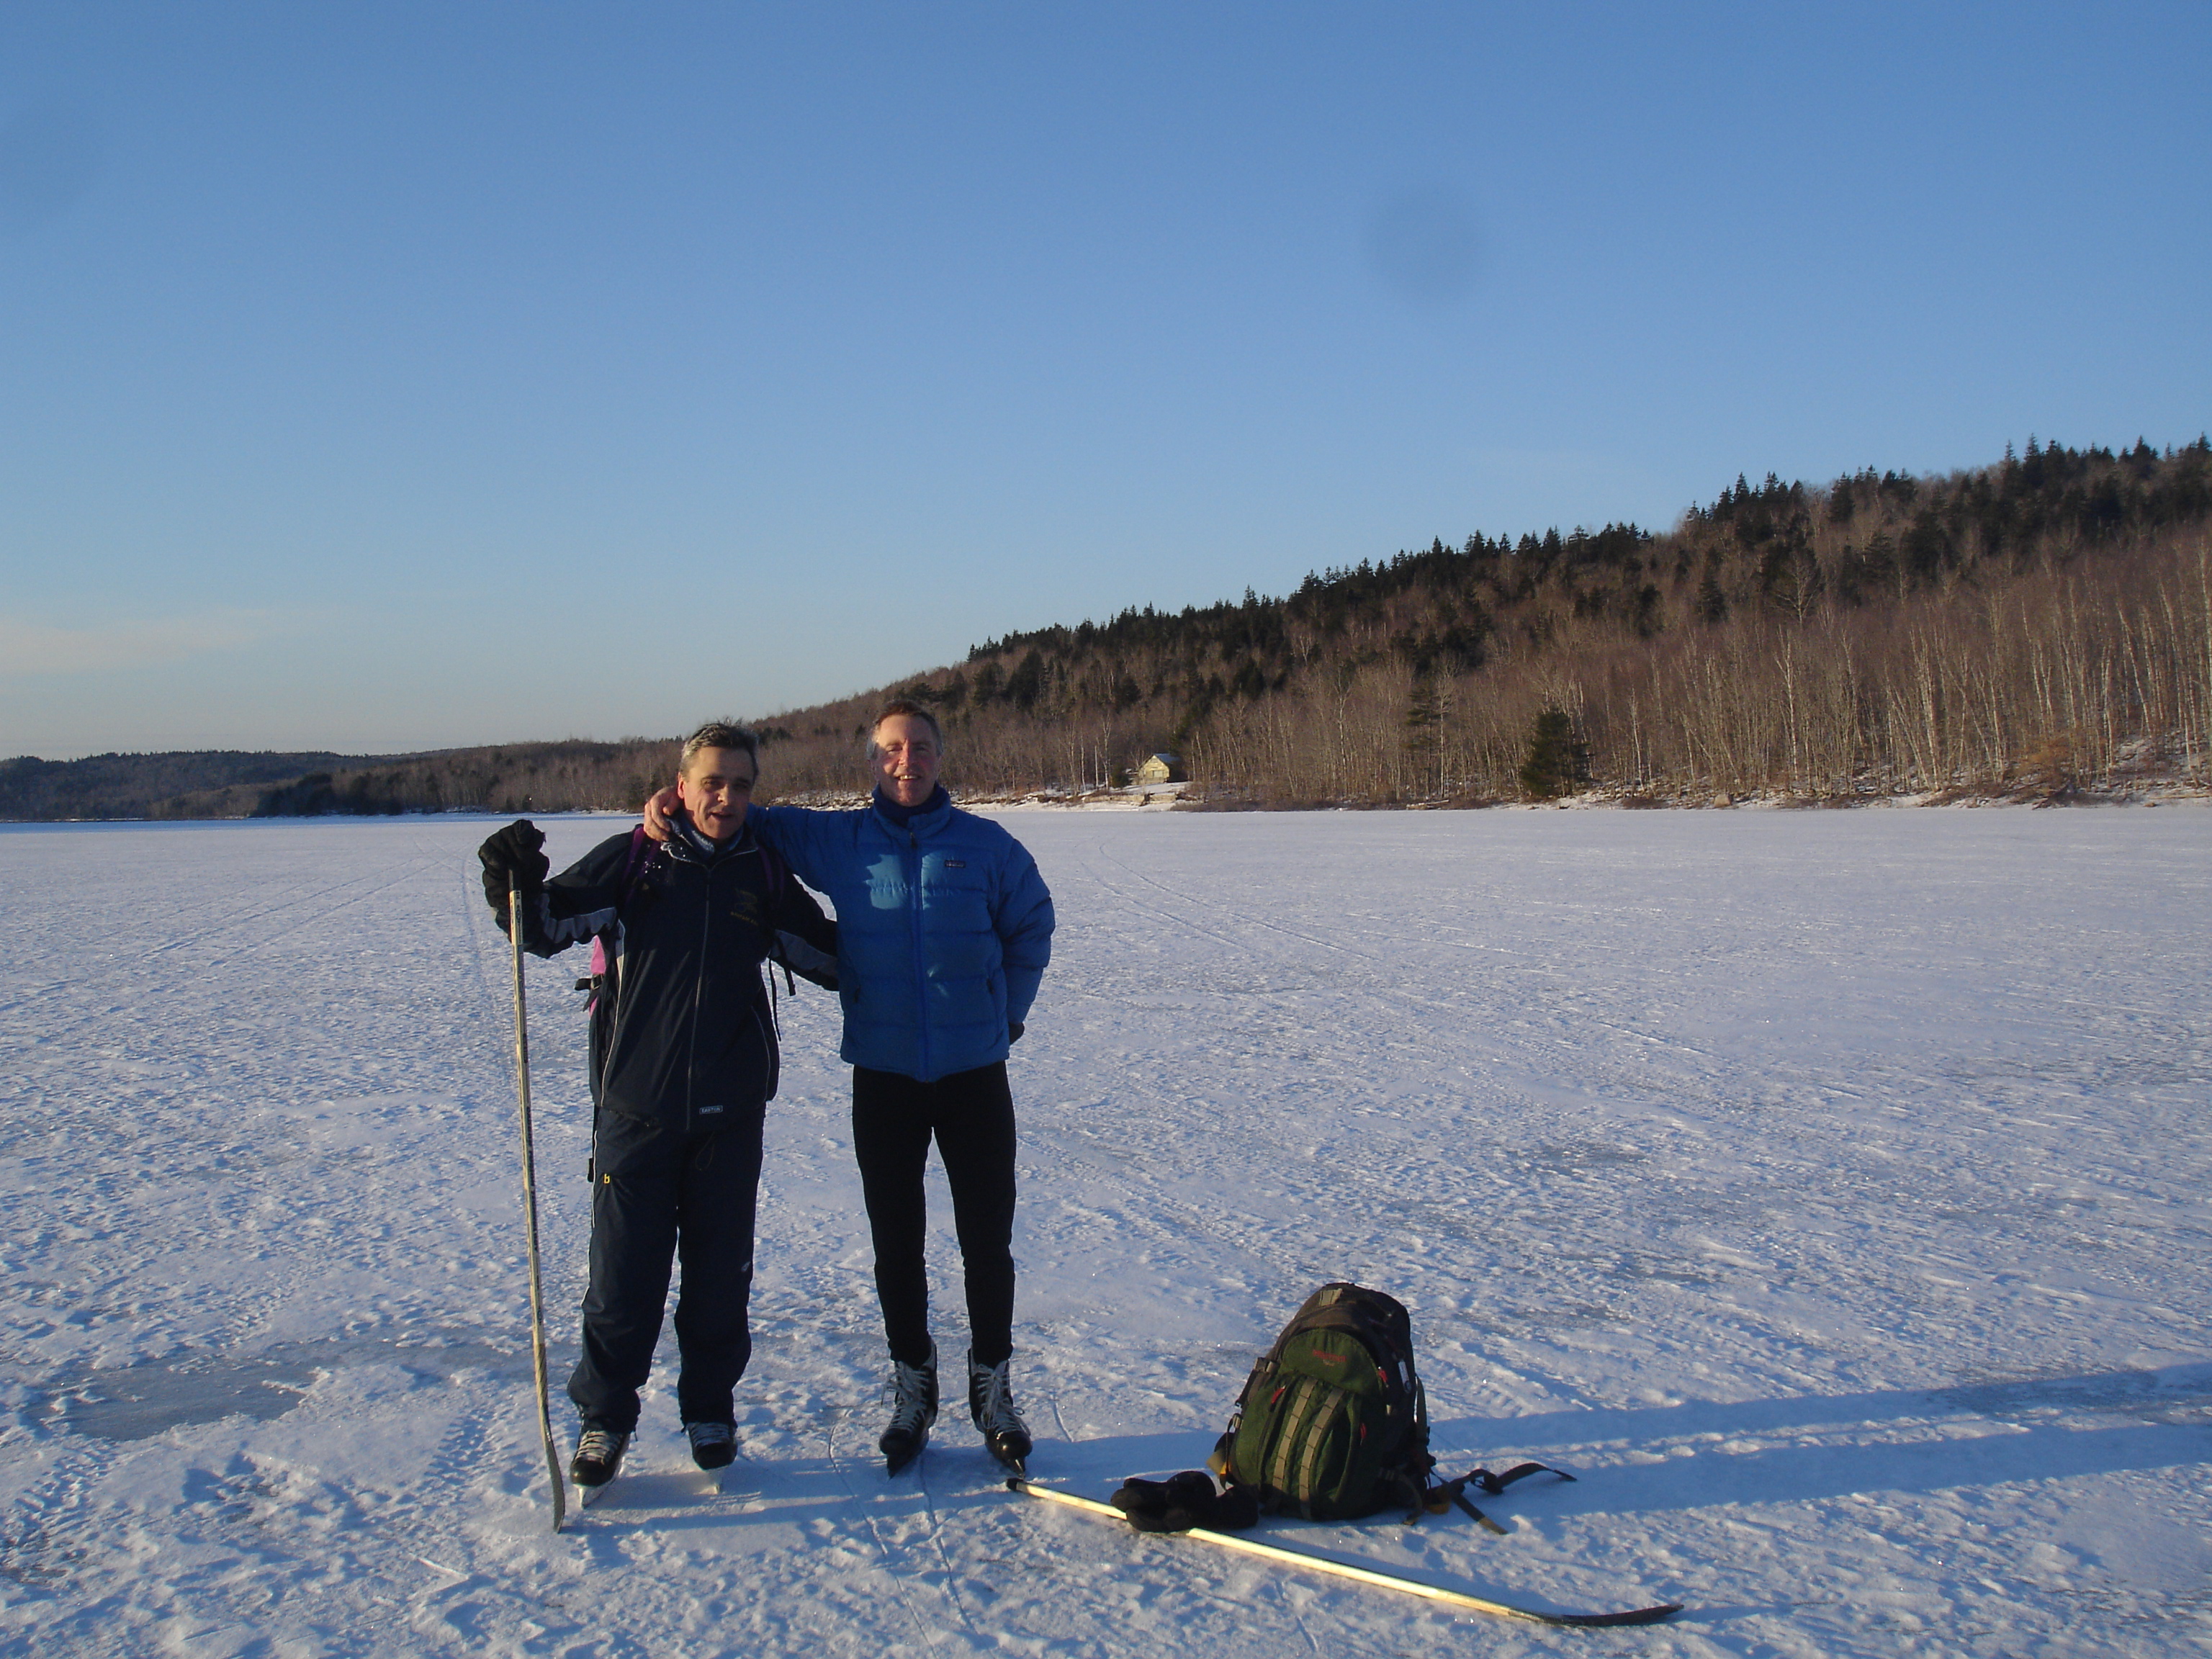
[8,780,2209,829]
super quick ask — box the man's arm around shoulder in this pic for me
[639,789,847,893]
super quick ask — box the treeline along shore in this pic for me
[7,435,2209,821]
[0,740,681,824]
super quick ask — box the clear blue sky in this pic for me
[4,3,2207,759]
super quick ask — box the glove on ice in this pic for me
[1110,1470,1259,1534]
[478,819,549,917]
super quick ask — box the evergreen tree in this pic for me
[1519,708,1590,799]
[1696,571,1729,624]
[1403,670,1442,792]
[1004,649,1046,711]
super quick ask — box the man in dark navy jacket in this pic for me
[478,721,836,1492]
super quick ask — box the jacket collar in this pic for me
[871,786,954,837]
[667,816,757,864]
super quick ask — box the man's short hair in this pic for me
[868,698,944,755]
[680,720,760,778]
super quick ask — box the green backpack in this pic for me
[1213,1282,1435,1521]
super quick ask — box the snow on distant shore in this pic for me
[1,809,2207,1657]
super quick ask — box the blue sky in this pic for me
[4,2,2207,759]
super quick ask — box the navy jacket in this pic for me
[517,825,837,1133]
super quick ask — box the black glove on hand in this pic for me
[1110,1470,1257,1534]
[478,819,548,917]
[1008,1020,1025,1045]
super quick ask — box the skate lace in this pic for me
[576,1427,624,1462]
[887,1357,938,1434]
[973,1364,1028,1435]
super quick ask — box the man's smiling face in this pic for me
[676,746,756,842]
[873,714,941,809]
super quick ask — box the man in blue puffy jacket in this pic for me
[645,698,1054,1473]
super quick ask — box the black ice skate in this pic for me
[570,1426,629,1503]
[967,1352,1033,1474]
[879,1341,939,1475]
[685,1421,737,1471]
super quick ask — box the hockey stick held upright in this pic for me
[510,882,567,1534]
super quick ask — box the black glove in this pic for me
[1008,1020,1025,1045]
[1110,1470,1258,1533]
[478,819,548,918]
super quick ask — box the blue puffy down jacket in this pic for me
[750,796,1054,1082]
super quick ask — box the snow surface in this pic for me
[2,807,2209,1658]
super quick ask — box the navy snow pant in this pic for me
[851,1061,1017,1370]
[567,1109,764,1433]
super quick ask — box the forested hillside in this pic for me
[755,435,2212,804]
[7,436,2208,818]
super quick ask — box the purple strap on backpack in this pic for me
[585,827,658,1007]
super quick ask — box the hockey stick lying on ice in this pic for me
[1007,1480,1681,1629]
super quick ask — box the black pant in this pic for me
[851,1062,1017,1369]
[567,1110,764,1433]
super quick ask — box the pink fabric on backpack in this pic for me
[586,934,610,1009]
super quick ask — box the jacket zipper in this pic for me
[907,825,930,1081]
[750,840,776,1101]
[685,853,712,1130]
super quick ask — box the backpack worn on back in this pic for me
[1213,1282,1434,1521]
[577,827,665,1110]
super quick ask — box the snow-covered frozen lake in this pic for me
[2,806,2208,1658]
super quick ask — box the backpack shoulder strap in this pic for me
[617,824,656,907]
[585,827,656,997]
